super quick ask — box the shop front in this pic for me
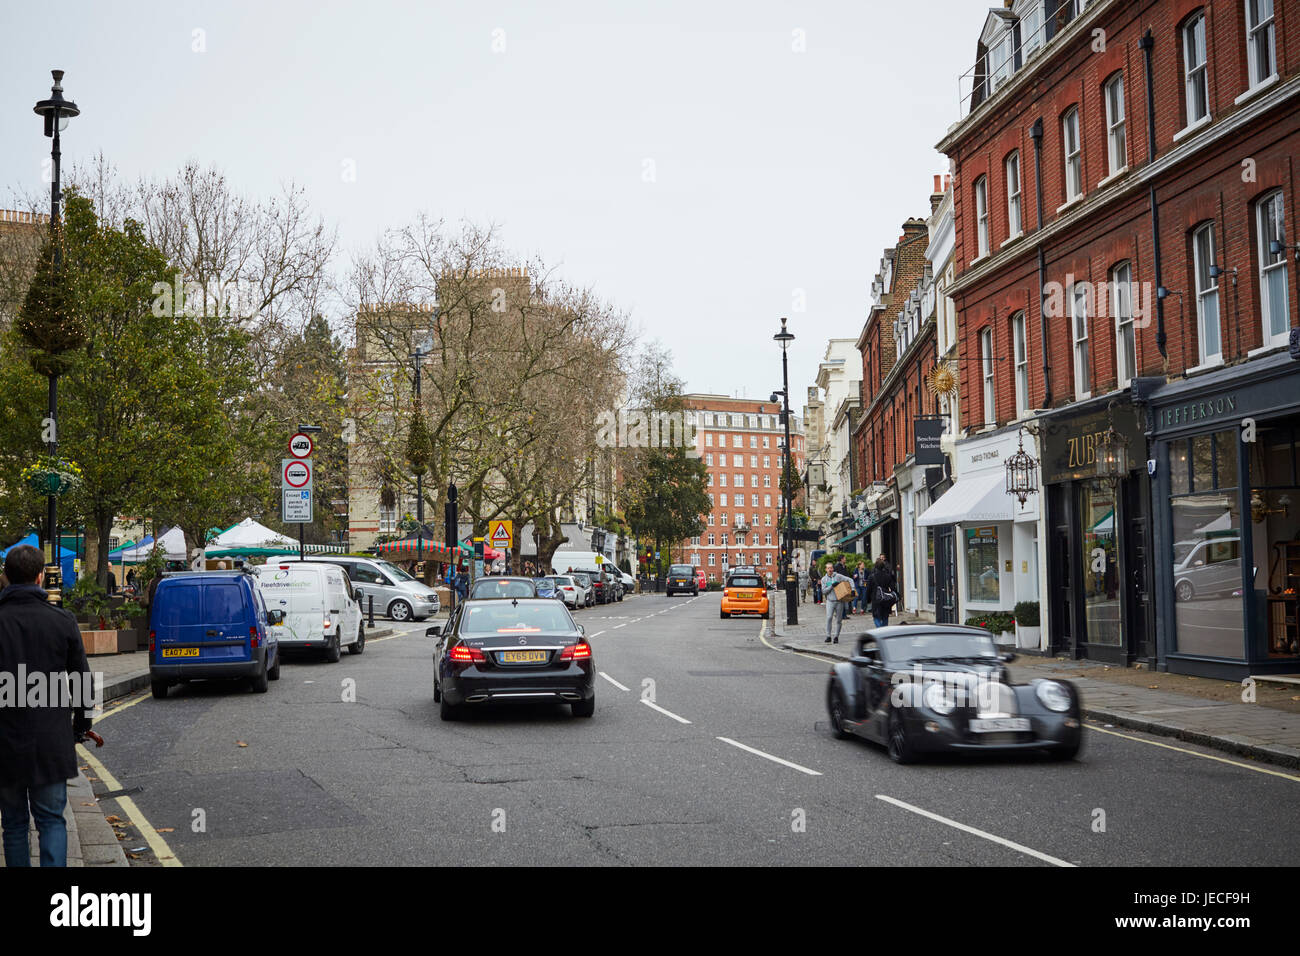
[1038,392,1154,665]
[1148,353,1300,679]
[917,427,1040,632]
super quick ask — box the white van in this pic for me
[550,551,611,575]
[252,562,364,662]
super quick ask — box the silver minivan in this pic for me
[282,556,441,622]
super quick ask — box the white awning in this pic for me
[916,471,1015,527]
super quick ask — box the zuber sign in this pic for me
[1041,401,1145,485]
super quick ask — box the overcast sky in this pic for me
[1,1,989,405]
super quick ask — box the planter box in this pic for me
[81,629,121,656]
[115,629,138,654]
[995,630,1016,647]
[1015,623,1042,650]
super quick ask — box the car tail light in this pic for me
[250,625,260,649]
[323,616,332,631]
[558,641,591,661]
[149,630,155,653]
[449,644,486,663]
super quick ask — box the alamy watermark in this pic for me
[595,410,699,453]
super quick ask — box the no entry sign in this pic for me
[283,458,312,490]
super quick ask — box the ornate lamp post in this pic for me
[774,317,797,625]
[1094,403,1131,493]
[32,70,79,562]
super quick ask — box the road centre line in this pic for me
[874,794,1074,867]
[1085,723,1300,783]
[78,744,182,867]
[715,736,823,776]
[640,699,692,724]
[599,672,630,692]
[612,623,627,629]
[588,630,607,638]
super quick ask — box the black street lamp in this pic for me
[32,70,79,564]
[773,317,797,626]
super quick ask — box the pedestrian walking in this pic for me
[0,545,94,867]
[797,566,809,604]
[820,564,854,644]
[868,554,899,628]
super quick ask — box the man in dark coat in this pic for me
[0,545,95,866]
[868,554,898,628]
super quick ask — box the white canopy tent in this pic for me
[209,517,298,550]
[115,526,188,563]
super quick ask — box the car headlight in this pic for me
[1035,680,1072,713]
[923,681,957,715]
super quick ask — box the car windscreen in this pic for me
[460,602,574,635]
[376,560,416,582]
[881,631,998,664]
[669,565,693,575]
[571,573,591,584]
[727,575,762,588]
[549,576,573,586]
[470,579,535,599]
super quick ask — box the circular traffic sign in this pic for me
[284,459,312,488]
[289,432,314,458]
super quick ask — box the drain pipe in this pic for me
[1031,118,1051,407]
[1141,29,1168,359]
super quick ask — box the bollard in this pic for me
[368,595,374,628]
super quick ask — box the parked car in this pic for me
[281,556,440,622]
[569,572,596,607]
[549,575,582,607]
[694,568,707,591]
[251,562,363,661]
[573,566,614,604]
[619,569,636,592]
[826,625,1082,763]
[666,563,698,596]
[720,571,769,619]
[429,598,595,719]
[469,576,538,600]
[149,571,281,699]
[533,576,560,600]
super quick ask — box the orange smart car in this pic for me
[720,570,769,619]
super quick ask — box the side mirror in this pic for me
[268,610,285,625]
[849,655,873,666]
[577,624,585,635]
[426,624,443,638]
[999,651,1017,663]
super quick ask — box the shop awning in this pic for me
[917,471,1015,527]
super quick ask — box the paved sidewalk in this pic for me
[767,593,1300,769]
[0,772,128,868]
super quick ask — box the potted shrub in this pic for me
[1014,601,1041,650]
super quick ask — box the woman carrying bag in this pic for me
[820,564,854,644]
[868,555,899,628]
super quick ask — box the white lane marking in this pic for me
[641,699,692,724]
[599,672,630,692]
[612,623,627,629]
[716,737,823,776]
[874,794,1075,867]
[1086,723,1300,783]
[588,630,607,638]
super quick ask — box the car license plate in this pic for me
[499,650,548,664]
[161,648,199,658]
[969,717,1030,733]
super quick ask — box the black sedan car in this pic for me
[430,598,595,720]
[826,625,1082,763]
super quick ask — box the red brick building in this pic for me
[677,395,805,581]
[937,0,1299,677]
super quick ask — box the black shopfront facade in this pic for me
[1039,389,1156,665]
[1148,353,1300,679]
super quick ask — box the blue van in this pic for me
[149,571,282,699]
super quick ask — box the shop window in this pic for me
[965,526,1000,602]
[1170,427,1243,658]
[1080,479,1122,646]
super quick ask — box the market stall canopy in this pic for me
[1,533,76,583]
[373,537,465,562]
[115,526,187,563]
[917,471,1015,527]
[209,517,297,550]
[108,535,150,559]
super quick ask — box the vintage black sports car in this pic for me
[826,625,1082,763]
[429,597,595,720]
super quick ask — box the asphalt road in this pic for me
[91,591,1300,866]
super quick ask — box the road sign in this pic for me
[595,554,604,564]
[282,488,313,523]
[282,458,312,490]
[489,520,512,550]
[289,432,314,459]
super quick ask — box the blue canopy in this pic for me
[1,533,76,586]
[109,535,151,558]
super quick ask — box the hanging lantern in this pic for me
[1005,426,1039,506]
[1095,424,1130,490]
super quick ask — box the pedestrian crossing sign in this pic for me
[489,520,513,550]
